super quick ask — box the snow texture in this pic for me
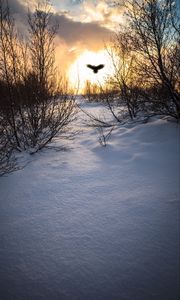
[0,103,179,300]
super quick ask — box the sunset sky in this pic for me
[7,0,180,90]
[7,0,125,90]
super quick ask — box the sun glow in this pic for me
[68,50,114,93]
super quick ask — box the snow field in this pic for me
[0,104,179,300]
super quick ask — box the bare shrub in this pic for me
[0,0,24,149]
[126,0,180,118]
[82,81,106,103]
[105,28,145,122]
[97,126,114,147]
[0,1,77,156]
[18,78,76,153]
[0,115,17,176]
[107,0,180,120]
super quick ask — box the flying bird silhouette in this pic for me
[87,64,104,73]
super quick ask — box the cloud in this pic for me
[52,13,113,76]
[64,0,125,30]
[6,0,113,49]
[3,0,118,75]
[5,0,26,15]
[54,13,112,49]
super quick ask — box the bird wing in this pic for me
[96,64,104,70]
[87,64,95,70]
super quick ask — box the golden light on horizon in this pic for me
[68,50,115,93]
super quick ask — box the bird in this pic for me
[86,64,104,73]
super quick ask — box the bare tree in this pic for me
[0,115,17,176]
[23,4,76,152]
[106,29,143,121]
[28,3,57,98]
[0,1,76,156]
[126,0,180,118]
[0,0,23,149]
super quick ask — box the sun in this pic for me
[68,50,114,93]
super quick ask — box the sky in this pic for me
[6,0,125,90]
[5,0,180,91]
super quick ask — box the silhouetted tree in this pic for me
[126,0,180,118]
[0,114,17,176]
[23,4,76,152]
[106,29,143,121]
[0,0,76,157]
[0,0,23,149]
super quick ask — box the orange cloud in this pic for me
[7,0,125,81]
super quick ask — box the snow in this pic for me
[0,103,179,300]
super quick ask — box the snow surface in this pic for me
[0,103,179,300]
